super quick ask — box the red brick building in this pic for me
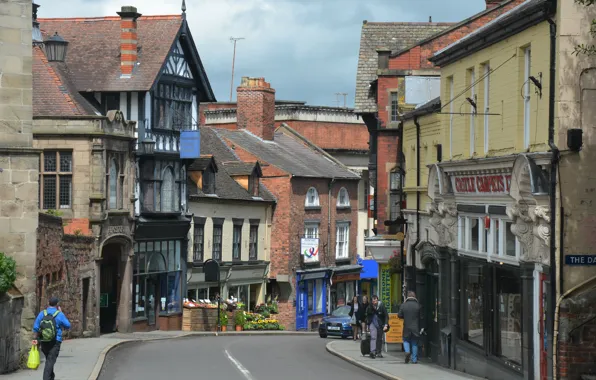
[200,77,361,330]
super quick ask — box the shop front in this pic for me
[427,155,552,380]
[224,263,268,311]
[133,216,190,332]
[187,264,229,303]
[365,236,402,311]
[357,254,378,299]
[330,265,362,311]
[295,268,330,331]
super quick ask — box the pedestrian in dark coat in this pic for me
[366,295,389,358]
[348,296,362,340]
[398,291,423,364]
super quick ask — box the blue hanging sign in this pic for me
[180,130,201,159]
[565,255,596,266]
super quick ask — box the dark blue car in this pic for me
[319,305,352,338]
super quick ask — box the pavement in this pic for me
[326,339,484,380]
[4,331,317,380]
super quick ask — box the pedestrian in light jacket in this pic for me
[398,291,423,364]
[366,295,389,358]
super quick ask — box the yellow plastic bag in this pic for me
[27,345,40,370]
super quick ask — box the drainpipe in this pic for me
[413,117,421,265]
[328,178,336,263]
[396,122,406,294]
[546,13,560,380]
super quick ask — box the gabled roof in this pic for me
[222,161,262,177]
[188,155,218,172]
[32,46,100,118]
[38,15,215,99]
[354,21,453,114]
[188,128,276,203]
[213,126,360,180]
[431,0,550,66]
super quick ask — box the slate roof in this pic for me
[221,161,260,176]
[32,46,100,118]
[188,128,276,203]
[354,21,453,114]
[188,155,217,171]
[213,127,360,180]
[38,15,183,92]
[401,97,441,121]
[432,0,548,63]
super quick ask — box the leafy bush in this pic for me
[45,209,63,217]
[234,311,246,326]
[0,252,17,294]
[219,312,228,326]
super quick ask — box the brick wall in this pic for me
[376,133,400,234]
[36,213,96,338]
[237,77,276,140]
[557,289,596,380]
[279,120,369,151]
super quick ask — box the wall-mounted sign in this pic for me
[452,174,512,195]
[565,255,596,266]
[180,130,201,159]
[380,264,391,308]
[301,238,320,263]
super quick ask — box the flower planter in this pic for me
[235,325,243,331]
[221,325,227,332]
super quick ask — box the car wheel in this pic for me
[319,332,327,338]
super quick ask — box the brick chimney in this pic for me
[485,0,502,9]
[236,77,276,140]
[117,6,142,77]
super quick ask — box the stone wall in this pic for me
[36,213,97,338]
[0,289,24,374]
[0,0,40,353]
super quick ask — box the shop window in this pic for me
[337,187,350,207]
[458,214,521,262]
[304,222,319,239]
[496,267,522,364]
[335,222,350,259]
[315,279,323,313]
[305,187,320,207]
[463,261,484,348]
[307,281,313,312]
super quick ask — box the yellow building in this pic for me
[419,1,556,379]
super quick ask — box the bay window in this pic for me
[457,212,521,262]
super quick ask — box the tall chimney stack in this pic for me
[236,77,276,141]
[117,6,142,77]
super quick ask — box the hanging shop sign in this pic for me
[301,238,320,264]
[386,313,404,343]
[452,173,512,195]
[380,264,391,308]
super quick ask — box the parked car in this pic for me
[319,305,352,338]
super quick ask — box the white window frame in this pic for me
[305,187,320,207]
[335,222,350,259]
[337,187,350,207]
[483,64,490,154]
[469,68,476,156]
[523,46,532,149]
[304,222,320,239]
[449,77,454,159]
[457,213,521,265]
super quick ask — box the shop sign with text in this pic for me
[451,173,512,195]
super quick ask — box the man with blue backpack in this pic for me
[32,297,71,380]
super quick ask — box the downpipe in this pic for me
[411,118,421,264]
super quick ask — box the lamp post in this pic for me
[45,32,68,62]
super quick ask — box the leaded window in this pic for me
[40,151,72,210]
[161,167,175,212]
[154,83,193,131]
[140,160,182,212]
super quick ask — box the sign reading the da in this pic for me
[301,238,320,264]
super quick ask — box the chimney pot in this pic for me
[236,76,276,140]
[117,6,142,77]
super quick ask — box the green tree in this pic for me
[574,0,596,55]
[0,252,17,294]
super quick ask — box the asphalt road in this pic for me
[98,335,383,380]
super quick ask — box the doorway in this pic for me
[424,259,440,361]
[100,245,120,334]
[296,282,308,330]
[146,276,158,327]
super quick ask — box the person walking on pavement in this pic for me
[360,295,369,339]
[398,291,423,364]
[32,297,71,380]
[366,295,388,359]
[348,295,364,341]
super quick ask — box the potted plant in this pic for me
[219,312,228,332]
[234,311,246,331]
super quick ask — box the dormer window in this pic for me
[337,187,350,208]
[249,174,259,197]
[305,187,320,208]
[203,168,215,194]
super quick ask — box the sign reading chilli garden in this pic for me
[452,173,512,195]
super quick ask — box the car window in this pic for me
[331,305,350,317]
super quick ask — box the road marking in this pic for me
[225,349,254,380]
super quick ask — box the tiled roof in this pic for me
[213,127,360,180]
[432,0,548,62]
[221,161,260,176]
[188,128,276,203]
[38,15,183,92]
[188,155,217,171]
[354,21,453,114]
[32,46,100,118]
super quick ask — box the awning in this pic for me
[301,272,327,281]
[360,259,379,280]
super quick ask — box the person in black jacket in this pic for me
[398,291,422,364]
[366,295,389,358]
[348,295,361,340]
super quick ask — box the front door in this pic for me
[296,282,308,330]
[146,277,158,327]
[425,261,440,361]
[100,246,120,334]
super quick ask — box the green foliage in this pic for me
[45,209,63,217]
[219,312,228,326]
[0,252,17,294]
[234,311,246,326]
[574,0,596,55]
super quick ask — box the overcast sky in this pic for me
[37,0,486,107]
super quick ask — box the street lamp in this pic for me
[45,32,68,62]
